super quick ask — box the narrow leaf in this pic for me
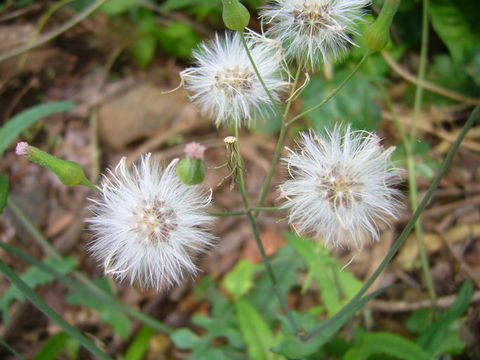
[0,101,74,156]
[124,326,155,360]
[0,173,8,214]
[33,332,79,360]
[0,260,112,360]
[344,332,435,360]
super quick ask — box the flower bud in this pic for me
[176,142,206,185]
[16,142,95,188]
[222,0,250,31]
[364,0,400,52]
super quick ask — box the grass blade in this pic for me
[0,101,74,156]
[0,259,113,360]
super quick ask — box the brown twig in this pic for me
[382,51,480,106]
[369,290,480,312]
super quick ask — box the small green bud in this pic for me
[16,142,95,188]
[222,0,250,31]
[176,142,206,185]
[176,158,205,185]
[364,0,400,52]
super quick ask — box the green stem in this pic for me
[305,105,480,340]
[286,51,370,126]
[233,129,300,335]
[0,259,113,360]
[6,198,173,334]
[409,0,436,304]
[255,64,304,214]
[239,31,276,106]
[0,337,25,360]
[209,210,245,216]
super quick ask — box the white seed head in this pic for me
[87,154,215,290]
[260,0,370,66]
[280,126,403,248]
[182,31,289,128]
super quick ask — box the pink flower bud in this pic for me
[184,142,206,160]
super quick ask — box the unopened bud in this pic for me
[176,142,206,185]
[16,142,95,188]
[364,0,400,52]
[222,0,250,31]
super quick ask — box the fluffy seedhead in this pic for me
[182,31,289,128]
[260,0,370,66]
[280,126,403,248]
[87,154,215,290]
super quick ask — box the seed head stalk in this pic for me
[232,127,300,335]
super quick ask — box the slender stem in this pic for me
[6,198,173,334]
[233,129,300,334]
[256,65,304,214]
[239,31,276,106]
[408,0,437,304]
[0,0,108,62]
[209,207,284,216]
[0,260,113,360]
[209,210,245,216]
[305,105,480,340]
[286,52,370,126]
[0,337,25,360]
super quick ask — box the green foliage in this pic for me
[0,173,8,214]
[124,326,155,360]
[417,281,472,354]
[67,277,132,339]
[33,332,80,360]
[100,0,140,15]
[235,298,284,360]
[222,259,258,299]
[0,256,77,323]
[155,22,201,58]
[285,233,362,316]
[392,139,440,180]
[429,0,479,64]
[0,101,74,156]
[343,332,435,360]
[302,70,381,132]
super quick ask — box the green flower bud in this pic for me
[16,142,95,188]
[222,0,250,31]
[176,158,205,185]
[364,0,400,52]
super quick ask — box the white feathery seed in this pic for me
[280,126,403,248]
[87,154,215,290]
[260,0,370,66]
[182,31,289,128]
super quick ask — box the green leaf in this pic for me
[429,0,478,63]
[222,259,257,299]
[285,233,362,316]
[100,0,140,15]
[0,256,77,323]
[418,281,472,353]
[171,328,201,349]
[406,308,434,334]
[344,332,435,360]
[155,22,201,59]
[272,287,390,358]
[0,101,74,156]
[234,298,284,360]
[33,332,80,360]
[302,71,380,132]
[0,173,8,214]
[124,326,155,360]
[129,35,156,67]
[67,277,132,339]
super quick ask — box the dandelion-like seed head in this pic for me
[87,154,215,290]
[280,126,403,248]
[182,32,289,128]
[260,0,370,66]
